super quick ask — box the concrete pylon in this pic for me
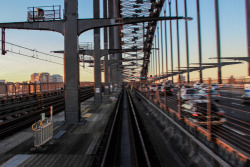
[94,0,102,102]
[109,0,114,91]
[113,0,122,89]
[64,0,80,123]
[103,0,110,95]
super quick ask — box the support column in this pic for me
[103,0,110,95]
[164,9,168,78]
[113,0,121,90]
[161,21,163,76]
[169,1,174,82]
[109,0,114,91]
[157,27,160,77]
[1,28,6,55]
[176,0,180,80]
[184,0,190,83]
[153,43,155,77]
[64,0,80,123]
[246,0,250,76]
[215,0,222,84]
[196,0,203,83]
[94,0,102,102]
[114,25,120,90]
[155,35,158,77]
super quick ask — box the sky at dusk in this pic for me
[0,0,248,83]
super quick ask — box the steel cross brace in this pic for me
[0,16,191,36]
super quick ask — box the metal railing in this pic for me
[79,42,93,50]
[27,5,61,21]
[134,78,250,166]
[0,82,63,101]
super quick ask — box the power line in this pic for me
[0,40,94,74]
[0,40,63,59]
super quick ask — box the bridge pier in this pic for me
[64,0,80,123]
[94,0,102,102]
[103,0,110,95]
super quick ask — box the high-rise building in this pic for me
[52,74,63,82]
[30,73,39,83]
[39,72,50,83]
[30,73,63,83]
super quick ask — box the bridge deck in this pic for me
[0,90,121,167]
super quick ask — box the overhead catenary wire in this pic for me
[0,40,94,74]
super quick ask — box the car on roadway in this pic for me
[181,100,226,126]
[157,84,162,91]
[180,85,192,91]
[150,84,157,91]
[211,83,220,90]
[160,85,173,96]
[179,88,199,102]
[193,83,202,90]
[197,89,220,102]
[240,92,250,104]
[202,83,207,88]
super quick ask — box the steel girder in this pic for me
[119,0,166,80]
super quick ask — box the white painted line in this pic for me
[219,90,244,95]
[231,102,245,107]
[1,154,33,167]
[222,125,246,136]
[219,96,241,101]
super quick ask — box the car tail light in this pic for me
[218,110,224,115]
[206,94,209,97]
[218,94,221,97]
[192,112,199,117]
[171,89,173,91]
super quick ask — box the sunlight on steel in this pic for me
[119,0,165,79]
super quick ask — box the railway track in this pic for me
[93,89,160,167]
[0,86,94,138]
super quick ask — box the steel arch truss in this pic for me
[119,0,166,80]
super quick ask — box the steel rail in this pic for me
[0,87,94,138]
[101,91,123,167]
[127,90,151,167]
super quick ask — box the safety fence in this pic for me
[0,82,64,101]
[27,6,61,21]
[132,78,249,166]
